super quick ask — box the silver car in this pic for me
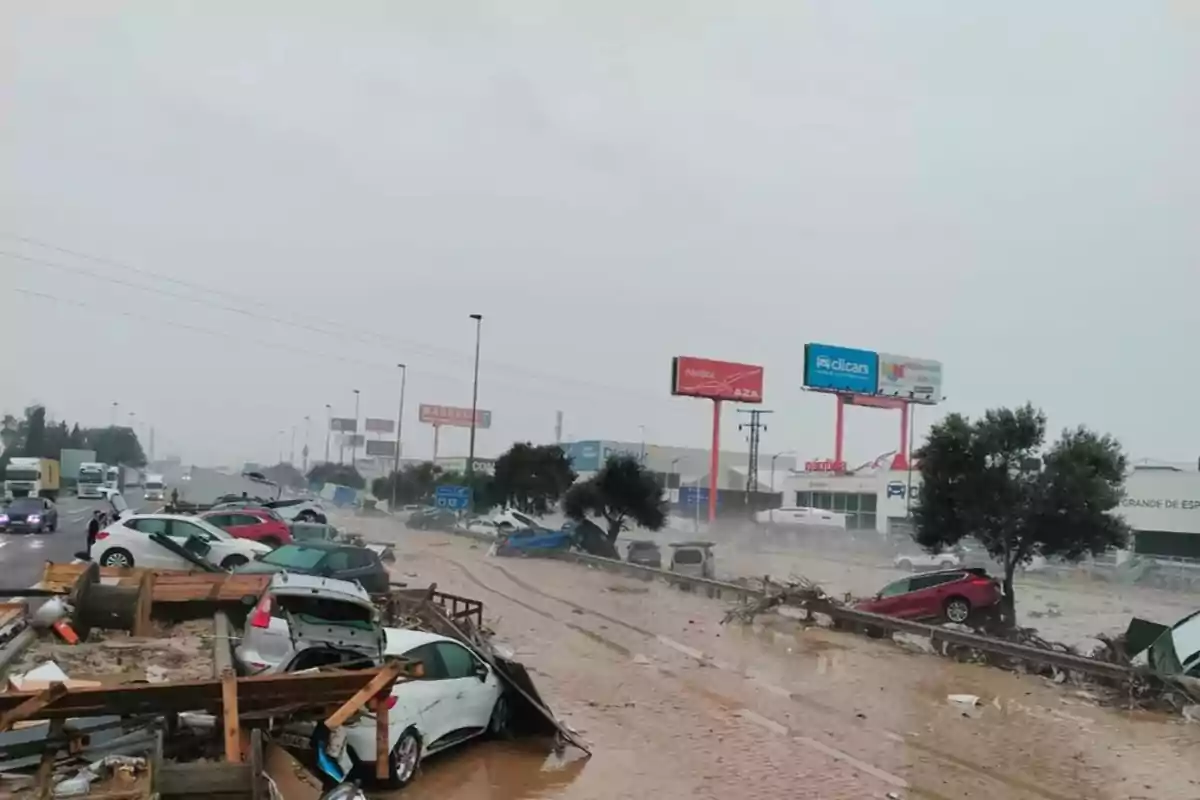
[235,572,385,675]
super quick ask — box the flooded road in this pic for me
[356,517,1200,800]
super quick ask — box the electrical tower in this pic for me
[737,408,773,499]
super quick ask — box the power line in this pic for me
[1,234,664,401]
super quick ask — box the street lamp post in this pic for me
[324,404,332,465]
[669,457,681,492]
[111,402,118,427]
[289,426,296,465]
[391,363,407,512]
[352,390,361,466]
[467,314,482,479]
[769,450,795,495]
[303,416,311,473]
[639,425,646,464]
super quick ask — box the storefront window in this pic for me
[795,491,812,508]
[832,493,847,512]
[813,492,832,510]
[862,493,877,512]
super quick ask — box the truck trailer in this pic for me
[3,457,61,501]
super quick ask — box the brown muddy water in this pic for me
[375,740,592,800]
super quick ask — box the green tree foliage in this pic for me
[307,462,365,490]
[912,403,1130,623]
[262,462,306,490]
[82,426,147,468]
[563,454,667,545]
[491,443,577,515]
[371,462,498,513]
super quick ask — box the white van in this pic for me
[755,506,848,529]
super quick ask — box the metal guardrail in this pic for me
[415,523,1135,683]
[550,550,1135,683]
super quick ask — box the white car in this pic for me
[894,552,961,571]
[335,628,507,788]
[264,498,327,524]
[459,519,501,537]
[93,513,271,570]
[755,506,848,529]
[491,508,539,530]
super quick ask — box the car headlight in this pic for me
[0,515,8,524]
[27,515,41,523]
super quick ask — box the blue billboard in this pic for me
[803,343,879,395]
[563,440,603,472]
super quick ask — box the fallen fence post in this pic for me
[221,669,241,763]
[0,683,69,732]
[324,661,405,731]
[213,612,234,677]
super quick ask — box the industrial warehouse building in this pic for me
[561,440,796,492]
[779,459,1200,558]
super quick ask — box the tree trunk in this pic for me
[605,515,623,543]
[1000,560,1017,628]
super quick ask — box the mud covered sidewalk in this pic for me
[352,517,1200,800]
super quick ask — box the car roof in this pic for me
[384,627,453,655]
[273,540,346,551]
[121,513,202,522]
[670,541,715,549]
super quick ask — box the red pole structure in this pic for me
[834,394,846,466]
[896,402,910,470]
[708,399,721,523]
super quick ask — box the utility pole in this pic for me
[149,427,155,463]
[391,363,407,512]
[554,411,563,444]
[324,404,332,465]
[737,408,773,504]
[467,314,483,480]
[303,416,310,473]
[352,389,361,467]
[289,426,296,465]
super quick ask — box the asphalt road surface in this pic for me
[0,467,273,590]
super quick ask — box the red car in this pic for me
[200,509,291,549]
[856,568,1001,624]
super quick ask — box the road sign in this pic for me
[678,486,711,506]
[435,484,472,510]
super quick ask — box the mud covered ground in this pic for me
[350,516,1200,800]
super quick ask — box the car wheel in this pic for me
[221,555,249,570]
[101,548,134,568]
[897,559,913,571]
[487,694,510,738]
[944,596,972,624]
[296,510,318,523]
[938,560,956,569]
[387,728,421,789]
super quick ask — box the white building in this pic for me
[779,467,919,533]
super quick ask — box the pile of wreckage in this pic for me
[0,560,586,798]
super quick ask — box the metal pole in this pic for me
[906,403,916,515]
[391,363,407,512]
[770,453,779,494]
[324,404,332,464]
[467,314,482,479]
[303,416,310,473]
[289,426,296,465]
[352,390,361,467]
[111,402,118,427]
[708,399,721,524]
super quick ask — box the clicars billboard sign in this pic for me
[670,356,764,403]
[803,344,878,395]
[876,353,943,405]
[418,404,492,429]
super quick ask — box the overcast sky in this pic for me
[2,2,1197,468]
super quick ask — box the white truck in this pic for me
[105,465,121,494]
[3,457,61,501]
[143,474,166,501]
[77,462,110,499]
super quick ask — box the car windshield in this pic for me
[6,498,42,513]
[260,545,329,570]
[145,482,164,490]
[185,516,233,540]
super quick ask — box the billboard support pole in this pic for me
[834,394,846,465]
[895,402,910,471]
[432,424,441,462]
[708,400,721,524]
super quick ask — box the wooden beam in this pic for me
[0,683,68,732]
[249,728,264,800]
[221,669,240,763]
[375,696,390,781]
[133,571,154,637]
[35,719,64,800]
[323,660,404,731]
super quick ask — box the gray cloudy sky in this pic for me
[2,2,1197,467]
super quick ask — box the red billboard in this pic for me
[418,404,493,429]
[671,356,764,403]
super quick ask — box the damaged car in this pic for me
[235,573,385,675]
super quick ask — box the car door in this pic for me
[225,513,263,541]
[342,549,386,594]
[317,548,353,581]
[865,577,913,617]
[434,641,495,732]
[167,518,225,564]
[397,643,456,748]
[204,513,234,533]
[904,573,958,619]
[126,518,188,569]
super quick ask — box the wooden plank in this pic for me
[0,667,414,721]
[133,571,154,637]
[0,683,69,732]
[323,660,405,730]
[249,728,264,800]
[158,762,252,794]
[221,670,240,763]
[35,719,64,800]
[375,696,390,780]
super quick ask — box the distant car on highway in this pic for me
[200,509,292,548]
[668,542,715,579]
[406,507,458,531]
[856,568,1001,624]
[0,497,59,533]
[755,506,848,529]
[626,540,662,568]
[893,552,961,571]
[234,541,390,594]
[94,513,271,570]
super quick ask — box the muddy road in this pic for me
[354,517,1200,800]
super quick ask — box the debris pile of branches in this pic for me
[721,576,834,625]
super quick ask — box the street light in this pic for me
[111,402,119,427]
[770,450,795,495]
[639,425,646,464]
[303,416,311,472]
[391,363,407,512]
[352,389,361,466]
[324,404,332,464]
[289,426,296,465]
[467,314,482,479]
[669,457,681,491]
